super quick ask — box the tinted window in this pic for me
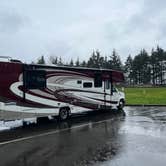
[77,80,82,84]
[83,82,92,88]
[105,80,110,89]
[23,70,46,89]
[94,73,102,87]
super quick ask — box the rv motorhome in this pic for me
[0,57,125,120]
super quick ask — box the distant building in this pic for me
[151,60,166,85]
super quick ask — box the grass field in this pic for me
[124,87,166,105]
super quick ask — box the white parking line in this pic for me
[0,118,113,146]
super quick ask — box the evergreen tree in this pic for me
[87,50,97,68]
[37,55,45,64]
[151,48,158,85]
[81,60,87,67]
[58,57,63,65]
[108,49,123,71]
[103,56,109,68]
[132,49,150,84]
[49,56,58,65]
[69,59,74,66]
[124,55,133,85]
[87,50,105,68]
[75,57,80,67]
[150,46,166,85]
[95,50,104,68]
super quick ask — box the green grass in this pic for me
[124,87,166,105]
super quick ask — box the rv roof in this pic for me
[0,56,12,62]
[31,63,122,73]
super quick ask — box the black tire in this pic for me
[59,108,69,121]
[118,99,125,110]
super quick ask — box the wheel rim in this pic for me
[60,109,68,120]
[118,100,124,110]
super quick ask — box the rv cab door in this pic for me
[104,80,112,107]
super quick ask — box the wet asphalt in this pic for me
[0,106,166,166]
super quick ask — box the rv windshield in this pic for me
[112,86,118,93]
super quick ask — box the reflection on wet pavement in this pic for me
[99,106,166,166]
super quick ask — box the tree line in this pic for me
[36,46,166,86]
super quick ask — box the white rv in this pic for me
[0,59,125,120]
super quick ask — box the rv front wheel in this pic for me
[59,108,69,121]
[118,99,125,110]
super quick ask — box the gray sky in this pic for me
[0,0,166,63]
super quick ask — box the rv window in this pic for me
[94,73,102,87]
[105,80,110,89]
[83,82,92,88]
[112,86,117,92]
[77,80,82,84]
[23,70,46,89]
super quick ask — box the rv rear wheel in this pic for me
[59,107,69,121]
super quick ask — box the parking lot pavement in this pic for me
[0,107,166,166]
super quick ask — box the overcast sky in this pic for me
[0,0,166,63]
